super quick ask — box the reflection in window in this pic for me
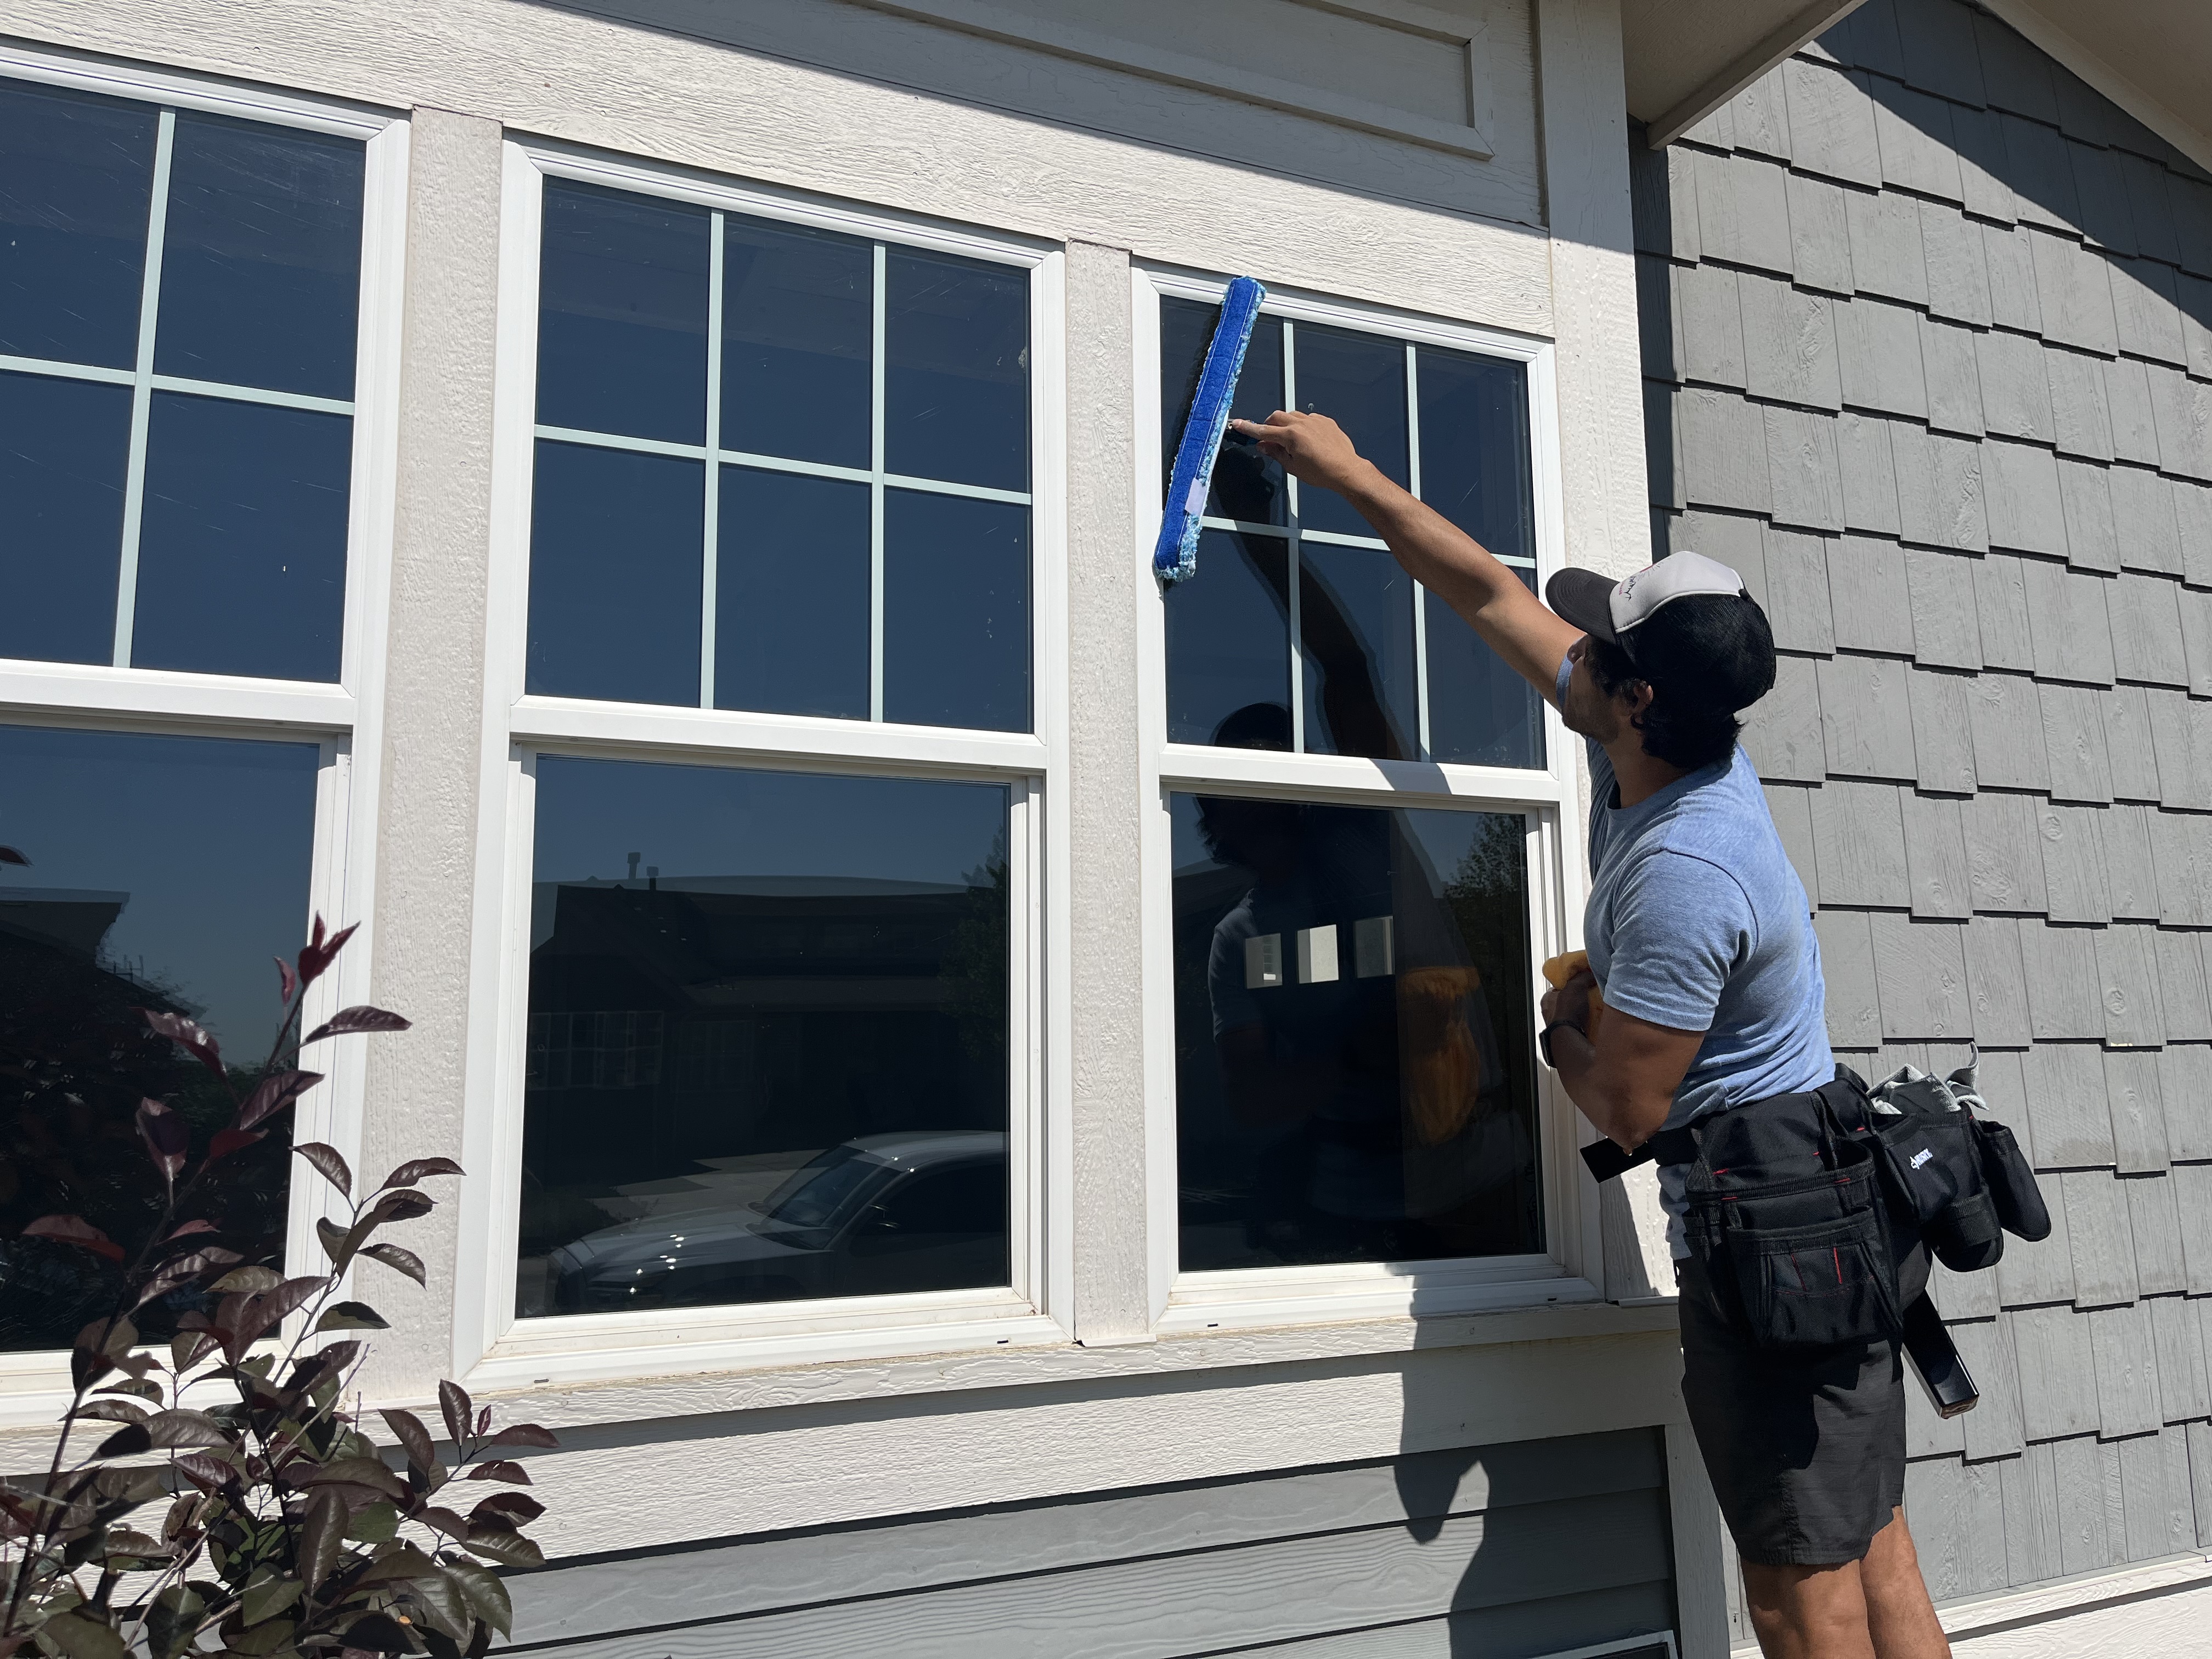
[528,181,1033,731]
[518,758,1012,1317]
[1160,296,1542,768]
[1170,790,1541,1271]
[0,725,318,1352]
[0,79,363,681]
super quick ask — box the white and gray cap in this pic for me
[1545,551,1775,712]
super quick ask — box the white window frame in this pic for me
[0,43,408,1427]
[1132,264,1600,1334]
[451,140,1069,1393]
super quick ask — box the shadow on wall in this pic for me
[1632,0,2212,556]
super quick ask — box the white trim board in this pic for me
[799,0,1496,161]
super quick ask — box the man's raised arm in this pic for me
[1229,411,1579,697]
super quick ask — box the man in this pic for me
[1228,409,1951,1659]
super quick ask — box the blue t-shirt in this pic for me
[1552,657,1832,1253]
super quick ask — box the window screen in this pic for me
[528,182,1032,732]
[1159,298,1542,768]
[0,81,363,680]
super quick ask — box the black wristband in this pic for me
[1538,1019,1584,1069]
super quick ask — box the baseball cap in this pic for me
[1545,551,1776,713]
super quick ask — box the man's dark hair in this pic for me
[1584,594,1775,771]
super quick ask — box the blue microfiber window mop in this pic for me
[1153,276,1267,584]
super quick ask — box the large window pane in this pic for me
[882,489,1029,732]
[527,440,702,706]
[154,114,364,400]
[0,81,154,370]
[1291,324,1407,537]
[1164,528,1290,746]
[1417,347,1533,558]
[1171,793,1540,1270]
[0,726,317,1351]
[0,371,130,664]
[715,466,869,719]
[1161,297,1286,526]
[519,759,1011,1316]
[537,182,708,444]
[1300,543,1418,761]
[721,217,871,470]
[884,248,1028,492]
[132,393,351,682]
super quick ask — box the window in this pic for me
[527,180,1032,730]
[1142,274,1571,1319]
[0,76,367,681]
[0,51,398,1387]
[0,727,319,1350]
[516,759,1012,1318]
[479,150,1051,1367]
[1158,296,1542,768]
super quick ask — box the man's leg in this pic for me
[1739,1510,1951,1659]
[1859,1508,1951,1657]
[1740,1556,1874,1659]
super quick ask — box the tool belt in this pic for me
[1583,1058,2050,1353]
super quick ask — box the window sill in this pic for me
[1158,1255,1598,1335]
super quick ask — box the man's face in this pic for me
[1559,634,1630,742]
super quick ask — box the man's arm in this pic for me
[1230,411,1581,697]
[1540,970,1703,1150]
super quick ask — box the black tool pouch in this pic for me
[1972,1118,2051,1242]
[1681,1085,1902,1351]
[1865,1073,2004,1272]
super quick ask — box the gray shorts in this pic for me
[1677,1250,1916,1567]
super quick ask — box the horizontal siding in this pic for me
[505,1429,1673,1658]
[1639,0,2212,1638]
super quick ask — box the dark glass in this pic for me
[882,489,1029,732]
[1417,346,1533,557]
[518,758,1011,1317]
[1170,793,1540,1271]
[0,371,130,664]
[155,114,364,400]
[1160,296,1286,526]
[0,82,155,369]
[1428,578,1546,769]
[721,216,870,469]
[0,726,317,1351]
[1292,324,1407,537]
[132,393,351,681]
[715,465,868,719]
[1164,527,1291,747]
[527,439,702,706]
[537,182,709,444]
[883,248,1027,492]
[1300,543,1419,761]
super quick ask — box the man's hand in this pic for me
[1541,966,1594,1031]
[1229,411,1377,501]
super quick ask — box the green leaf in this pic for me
[404,1564,473,1642]
[224,1616,296,1656]
[240,1577,303,1627]
[297,1490,345,1591]
[210,1266,284,1294]
[35,1612,126,1659]
[343,1500,399,1545]
[439,1561,511,1638]
[145,1586,206,1659]
[313,1302,390,1334]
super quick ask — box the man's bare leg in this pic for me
[1860,1509,1951,1657]
[1741,1510,1950,1659]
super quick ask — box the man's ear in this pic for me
[1620,678,1657,723]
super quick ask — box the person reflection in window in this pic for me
[1197,704,1530,1266]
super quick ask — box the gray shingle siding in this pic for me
[1635,0,2212,1628]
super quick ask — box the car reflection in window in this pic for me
[546,1131,1007,1313]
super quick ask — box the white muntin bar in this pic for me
[699,211,725,711]
[1281,315,1304,756]
[1406,338,1431,761]
[869,239,888,724]
[110,106,175,671]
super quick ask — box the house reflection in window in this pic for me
[517,759,1011,1317]
[1171,773,1542,1272]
